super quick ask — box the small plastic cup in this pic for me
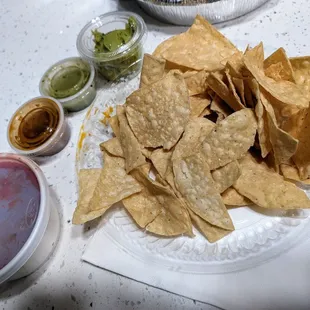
[7,96,70,157]
[0,153,60,284]
[39,57,96,112]
[77,11,147,81]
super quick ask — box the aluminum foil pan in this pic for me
[137,0,270,25]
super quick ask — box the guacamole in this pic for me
[92,16,142,81]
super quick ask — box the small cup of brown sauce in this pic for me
[7,97,70,156]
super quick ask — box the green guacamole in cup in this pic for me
[92,16,142,81]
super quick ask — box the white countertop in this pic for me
[0,0,310,309]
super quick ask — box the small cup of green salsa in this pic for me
[77,11,147,82]
[39,57,96,112]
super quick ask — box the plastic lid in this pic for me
[0,157,40,270]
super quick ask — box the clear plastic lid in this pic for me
[0,157,40,269]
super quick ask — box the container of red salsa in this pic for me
[0,153,60,284]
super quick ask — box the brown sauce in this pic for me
[9,98,60,150]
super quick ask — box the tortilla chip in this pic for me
[173,154,234,230]
[172,118,215,161]
[72,169,104,224]
[73,152,142,224]
[206,72,245,111]
[221,187,252,206]
[99,137,124,158]
[244,43,309,109]
[188,209,232,243]
[140,54,166,88]
[108,115,120,137]
[255,96,272,158]
[243,78,255,108]
[117,106,145,173]
[246,78,272,158]
[199,107,213,117]
[124,168,192,236]
[212,161,241,193]
[234,155,310,209]
[153,35,180,58]
[260,92,298,167]
[150,148,172,179]
[198,109,257,170]
[226,51,245,78]
[290,56,310,94]
[210,95,233,117]
[291,105,310,179]
[225,70,245,109]
[280,163,310,185]
[161,15,238,71]
[185,70,208,96]
[190,94,211,117]
[126,72,190,150]
[232,77,246,105]
[264,48,295,82]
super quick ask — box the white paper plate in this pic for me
[137,0,270,25]
[76,42,310,274]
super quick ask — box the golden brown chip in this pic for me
[161,15,238,71]
[100,138,124,158]
[225,70,245,109]
[140,54,166,88]
[73,152,142,224]
[72,169,104,224]
[210,95,233,117]
[243,78,255,108]
[108,115,120,137]
[199,107,213,117]
[198,109,257,170]
[189,94,211,117]
[117,106,145,173]
[260,92,298,167]
[226,51,245,78]
[280,163,310,185]
[172,118,215,161]
[247,78,272,158]
[221,187,252,206]
[291,105,310,179]
[173,154,234,230]
[232,77,246,105]
[290,56,310,94]
[206,72,245,111]
[185,70,208,96]
[188,209,232,243]
[126,72,190,150]
[153,34,180,58]
[124,168,193,236]
[255,96,272,158]
[234,155,310,209]
[264,48,295,82]
[149,148,172,179]
[122,167,163,229]
[212,161,241,193]
[244,43,309,109]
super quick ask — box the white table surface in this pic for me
[0,0,310,309]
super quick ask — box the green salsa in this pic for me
[49,66,90,99]
[92,16,142,81]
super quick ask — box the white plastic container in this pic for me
[0,153,60,284]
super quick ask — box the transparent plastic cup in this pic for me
[39,57,96,112]
[77,11,147,82]
[7,96,70,156]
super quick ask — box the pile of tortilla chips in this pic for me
[73,15,310,243]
